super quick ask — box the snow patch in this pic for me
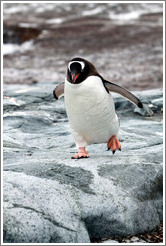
[3,40,34,56]
[46,18,64,24]
[3,4,28,14]
[82,6,105,16]
[110,11,141,21]
[19,22,38,28]
[109,3,163,22]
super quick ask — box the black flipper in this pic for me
[103,79,143,108]
[53,82,65,100]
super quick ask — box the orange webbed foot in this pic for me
[72,147,90,159]
[107,135,121,154]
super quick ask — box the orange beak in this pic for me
[71,73,80,83]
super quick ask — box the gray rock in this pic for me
[3,172,90,243]
[3,82,163,243]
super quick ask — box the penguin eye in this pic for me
[68,61,85,72]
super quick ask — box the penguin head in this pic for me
[67,57,98,84]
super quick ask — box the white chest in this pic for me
[64,76,119,146]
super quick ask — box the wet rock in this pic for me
[4,25,41,44]
[3,82,163,243]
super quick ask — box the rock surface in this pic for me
[3,82,163,243]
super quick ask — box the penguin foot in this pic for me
[72,147,90,159]
[107,135,121,154]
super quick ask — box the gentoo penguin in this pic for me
[53,57,143,159]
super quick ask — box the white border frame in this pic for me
[1,1,165,245]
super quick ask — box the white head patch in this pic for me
[68,61,85,72]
